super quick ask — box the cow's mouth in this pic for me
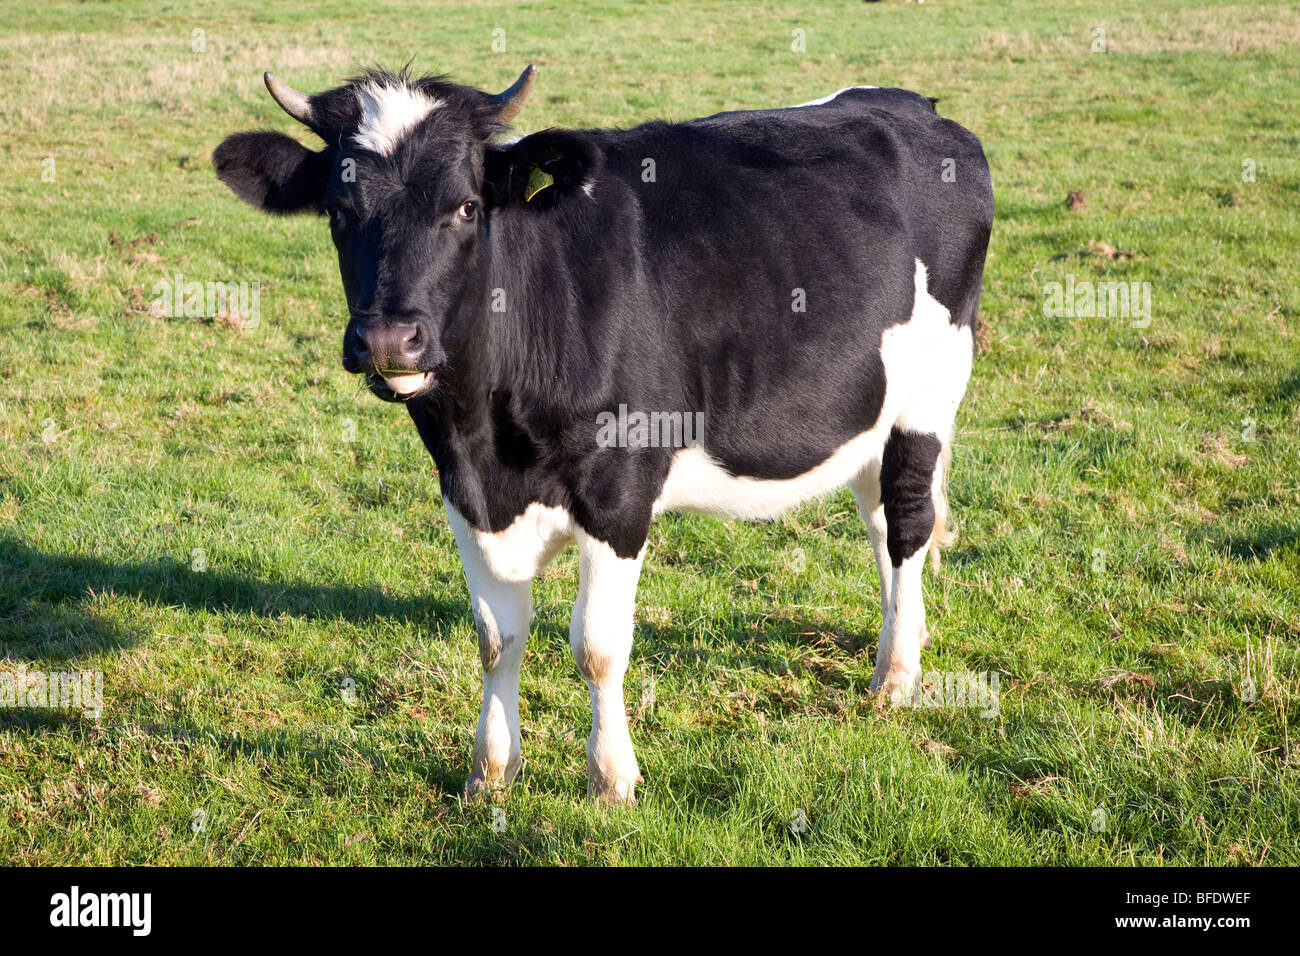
[365,370,435,402]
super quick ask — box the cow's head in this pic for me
[214,66,579,403]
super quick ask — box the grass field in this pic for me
[1,0,1298,865]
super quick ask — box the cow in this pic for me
[213,65,993,804]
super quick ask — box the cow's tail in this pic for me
[929,441,956,572]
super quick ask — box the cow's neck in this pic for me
[408,192,639,526]
[404,227,569,525]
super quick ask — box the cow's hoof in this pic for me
[870,666,921,705]
[919,623,932,650]
[463,775,504,801]
[463,758,520,800]
[589,773,642,807]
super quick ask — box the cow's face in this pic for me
[213,68,534,402]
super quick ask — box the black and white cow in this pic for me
[214,66,993,804]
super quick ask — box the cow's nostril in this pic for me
[400,324,421,354]
[356,321,423,371]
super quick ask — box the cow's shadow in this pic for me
[1207,524,1300,563]
[0,707,471,810]
[632,598,880,690]
[0,535,473,796]
[0,536,465,662]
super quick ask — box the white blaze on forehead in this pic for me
[352,81,441,156]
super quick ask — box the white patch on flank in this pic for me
[655,431,888,520]
[787,85,879,109]
[881,259,973,438]
[655,259,971,522]
[353,81,441,156]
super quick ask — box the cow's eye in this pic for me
[456,201,479,222]
[328,208,347,231]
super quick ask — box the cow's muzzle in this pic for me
[345,321,436,401]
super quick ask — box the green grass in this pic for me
[1,0,1298,865]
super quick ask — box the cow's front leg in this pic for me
[444,503,536,797]
[571,529,645,805]
[466,575,531,795]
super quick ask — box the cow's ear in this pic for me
[213,131,332,214]
[484,130,603,210]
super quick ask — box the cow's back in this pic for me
[596,88,991,327]
[585,89,992,479]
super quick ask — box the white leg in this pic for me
[445,501,570,796]
[871,548,929,702]
[849,466,892,622]
[467,576,530,794]
[571,529,645,805]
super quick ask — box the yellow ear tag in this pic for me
[524,166,555,202]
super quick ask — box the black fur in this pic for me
[214,75,993,559]
[212,131,334,213]
[880,428,942,566]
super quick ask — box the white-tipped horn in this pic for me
[264,72,314,126]
[494,65,536,123]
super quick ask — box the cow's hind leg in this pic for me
[848,461,897,636]
[871,427,945,701]
[571,528,645,805]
